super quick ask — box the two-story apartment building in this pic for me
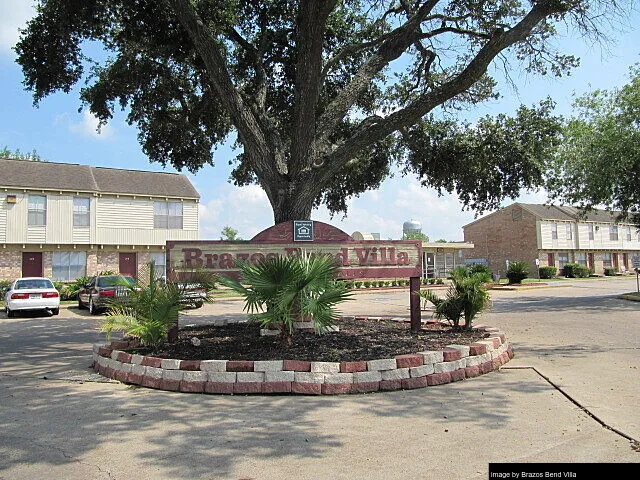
[462,203,640,277]
[0,158,199,281]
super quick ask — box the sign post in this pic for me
[633,258,640,293]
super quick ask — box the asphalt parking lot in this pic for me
[0,277,638,479]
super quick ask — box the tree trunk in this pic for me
[268,179,317,224]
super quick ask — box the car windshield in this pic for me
[97,276,135,287]
[15,279,54,290]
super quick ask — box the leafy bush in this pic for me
[421,278,429,285]
[435,278,444,285]
[344,280,354,289]
[354,280,363,288]
[563,263,591,278]
[219,253,352,343]
[363,280,372,288]
[604,267,617,276]
[391,280,398,287]
[506,261,529,284]
[419,275,490,330]
[468,264,492,283]
[539,266,557,279]
[428,278,435,285]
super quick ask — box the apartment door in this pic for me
[612,253,619,270]
[425,253,435,278]
[588,253,594,270]
[119,252,137,278]
[22,252,43,277]
[622,253,628,270]
[547,253,555,268]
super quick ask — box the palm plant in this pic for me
[419,272,490,330]
[219,253,352,344]
[100,263,216,348]
[506,261,529,284]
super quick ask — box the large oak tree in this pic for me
[15,1,622,223]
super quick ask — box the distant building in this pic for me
[462,203,640,276]
[0,158,199,281]
[421,241,474,278]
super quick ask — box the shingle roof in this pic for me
[519,203,620,222]
[0,158,199,199]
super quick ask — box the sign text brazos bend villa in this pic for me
[166,221,422,280]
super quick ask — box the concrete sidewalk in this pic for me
[1,277,639,479]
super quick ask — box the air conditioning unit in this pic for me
[6,195,17,204]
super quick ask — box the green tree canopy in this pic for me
[220,225,242,241]
[1,146,43,161]
[15,0,626,224]
[548,65,640,226]
[402,231,429,242]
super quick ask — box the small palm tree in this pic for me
[506,261,529,284]
[220,252,352,344]
[419,272,490,330]
[100,263,216,349]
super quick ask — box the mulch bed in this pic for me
[129,317,490,363]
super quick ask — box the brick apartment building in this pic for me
[0,158,199,281]
[462,203,640,277]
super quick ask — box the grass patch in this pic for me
[619,292,640,302]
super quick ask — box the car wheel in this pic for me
[194,301,204,309]
[89,298,97,315]
[51,308,59,316]
[6,307,14,318]
[77,298,85,310]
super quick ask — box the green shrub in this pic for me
[435,278,444,285]
[363,280,372,288]
[392,280,398,287]
[344,280,354,289]
[506,261,529,284]
[563,263,591,278]
[539,266,557,279]
[604,267,617,276]
[428,278,435,285]
[469,264,491,277]
[421,278,429,285]
[354,280,363,288]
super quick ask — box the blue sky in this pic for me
[1,2,639,242]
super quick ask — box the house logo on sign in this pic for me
[293,220,314,242]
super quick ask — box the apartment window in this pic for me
[73,197,90,227]
[609,226,618,241]
[602,253,612,268]
[566,224,573,240]
[588,224,594,240]
[154,201,183,229]
[558,252,569,270]
[52,252,87,281]
[626,227,632,242]
[551,223,558,240]
[28,195,46,226]
[575,252,587,266]
[150,252,166,280]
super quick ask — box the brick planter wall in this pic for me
[92,322,514,395]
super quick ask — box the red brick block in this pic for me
[283,359,311,372]
[233,382,262,394]
[180,381,205,393]
[479,361,494,374]
[354,316,368,321]
[450,369,466,382]
[204,382,234,395]
[464,366,481,378]
[113,370,128,383]
[395,354,423,368]
[340,361,367,373]
[489,338,501,348]
[98,347,112,358]
[141,376,163,389]
[262,382,292,394]
[179,360,201,371]
[141,356,163,368]
[322,383,352,395]
[401,376,428,390]
[161,379,181,391]
[426,372,452,386]
[379,379,403,391]
[501,352,510,364]
[117,352,132,363]
[291,382,322,395]
[110,341,129,350]
[350,381,380,393]
[507,347,515,359]
[442,348,462,362]
[126,373,144,385]
[469,343,487,356]
[496,333,506,343]
[226,361,254,372]
[103,367,115,379]
[492,358,502,370]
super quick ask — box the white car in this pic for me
[4,277,60,317]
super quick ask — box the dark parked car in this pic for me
[78,274,136,315]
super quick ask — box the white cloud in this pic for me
[0,1,35,56]
[68,110,114,139]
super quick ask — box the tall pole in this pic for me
[410,276,421,332]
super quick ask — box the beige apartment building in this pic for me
[463,203,640,277]
[0,158,199,281]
